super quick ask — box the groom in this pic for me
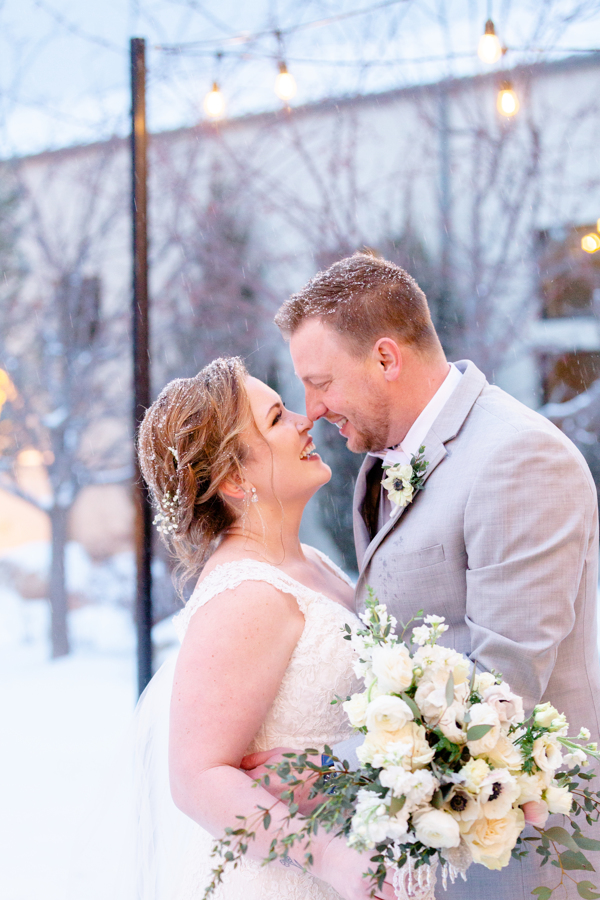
[245,253,600,899]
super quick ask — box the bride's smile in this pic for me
[240,376,332,506]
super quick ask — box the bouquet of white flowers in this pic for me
[206,591,600,900]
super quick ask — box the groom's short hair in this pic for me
[274,253,439,356]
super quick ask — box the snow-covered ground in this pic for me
[0,593,138,900]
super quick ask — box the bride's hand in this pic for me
[312,835,396,900]
[240,747,322,815]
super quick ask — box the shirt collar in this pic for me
[369,362,463,466]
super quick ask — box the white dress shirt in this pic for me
[369,362,463,526]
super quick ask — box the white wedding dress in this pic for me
[114,549,362,900]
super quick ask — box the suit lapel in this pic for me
[358,435,447,575]
[354,360,488,576]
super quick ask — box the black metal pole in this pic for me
[131,37,153,696]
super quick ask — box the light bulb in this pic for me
[582,233,600,254]
[203,82,225,119]
[478,19,503,64]
[275,62,296,102]
[497,81,519,117]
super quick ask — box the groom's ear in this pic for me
[372,337,402,381]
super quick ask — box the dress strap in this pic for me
[172,559,317,641]
[310,546,355,588]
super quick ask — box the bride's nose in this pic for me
[296,414,313,431]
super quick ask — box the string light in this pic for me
[274,62,297,102]
[497,80,519,117]
[478,19,503,64]
[581,233,600,253]
[203,81,225,118]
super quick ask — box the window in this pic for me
[540,350,600,404]
[538,225,600,319]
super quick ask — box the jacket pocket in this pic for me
[390,543,445,572]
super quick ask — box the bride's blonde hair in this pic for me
[137,357,253,583]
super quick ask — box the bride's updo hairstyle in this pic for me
[137,356,253,580]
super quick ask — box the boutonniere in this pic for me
[381,445,429,515]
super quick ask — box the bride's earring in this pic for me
[250,487,258,503]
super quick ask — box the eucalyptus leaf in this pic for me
[577,881,600,899]
[559,850,595,871]
[531,887,552,899]
[466,723,493,742]
[445,672,455,707]
[575,836,600,853]
[543,826,580,851]
[401,692,421,720]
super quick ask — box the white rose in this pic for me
[379,768,438,810]
[532,733,563,773]
[466,703,501,756]
[479,769,521,819]
[533,702,561,729]
[413,809,461,849]
[460,758,491,793]
[544,784,573,816]
[371,642,414,694]
[485,734,524,770]
[482,682,524,727]
[461,807,525,870]
[365,695,414,734]
[516,769,551,804]
[343,692,370,729]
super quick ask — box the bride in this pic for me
[135,356,396,900]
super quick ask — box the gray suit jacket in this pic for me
[351,360,600,900]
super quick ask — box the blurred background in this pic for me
[1,1,600,897]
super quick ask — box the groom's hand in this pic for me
[240,747,323,815]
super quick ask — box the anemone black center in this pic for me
[450,794,468,811]
[393,478,403,490]
[490,782,502,801]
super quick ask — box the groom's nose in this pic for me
[304,388,327,421]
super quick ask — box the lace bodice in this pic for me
[172,549,362,754]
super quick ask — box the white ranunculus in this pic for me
[413,809,461,849]
[465,703,501,756]
[485,734,524,770]
[343,691,370,729]
[522,799,549,828]
[371,642,414,694]
[365,695,414,734]
[459,758,491,793]
[533,702,561,729]
[482,682,524,727]
[461,807,525,870]
[479,769,521,819]
[516,770,551,804]
[544,784,574,816]
[532,733,563,773]
[379,768,439,810]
